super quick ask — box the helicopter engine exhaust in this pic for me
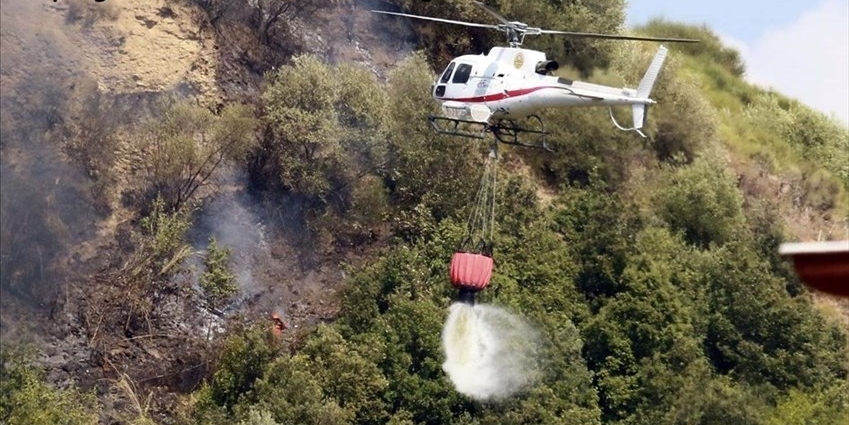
[535,60,559,75]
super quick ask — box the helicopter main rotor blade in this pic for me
[540,30,699,43]
[472,1,512,25]
[371,10,500,30]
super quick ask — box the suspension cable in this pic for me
[488,147,497,244]
[461,145,498,255]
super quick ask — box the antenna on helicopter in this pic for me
[372,1,699,48]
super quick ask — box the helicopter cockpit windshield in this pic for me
[438,62,474,85]
[440,62,456,83]
[435,61,473,98]
[451,63,473,84]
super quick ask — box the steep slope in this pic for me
[0,0,419,422]
[173,6,849,425]
[632,20,849,323]
[1,1,847,424]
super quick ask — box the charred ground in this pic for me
[0,0,412,422]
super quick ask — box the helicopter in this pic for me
[372,2,699,148]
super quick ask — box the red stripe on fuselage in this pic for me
[441,86,564,103]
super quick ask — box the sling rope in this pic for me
[460,146,498,256]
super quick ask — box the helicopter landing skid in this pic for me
[490,116,552,151]
[428,115,489,139]
[428,115,552,151]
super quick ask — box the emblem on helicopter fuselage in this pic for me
[513,52,524,69]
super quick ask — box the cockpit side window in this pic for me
[452,63,473,84]
[440,62,456,84]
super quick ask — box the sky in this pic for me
[627,0,849,126]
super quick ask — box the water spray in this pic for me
[441,302,539,401]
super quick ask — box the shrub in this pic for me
[85,196,192,337]
[745,93,849,191]
[62,77,119,200]
[654,154,745,248]
[131,101,256,213]
[200,237,239,311]
[803,168,841,211]
[0,346,100,425]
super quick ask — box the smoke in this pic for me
[441,302,541,401]
[315,0,417,77]
[185,168,323,325]
[0,0,101,309]
[188,180,269,338]
[186,171,271,304]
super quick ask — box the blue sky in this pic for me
[626,1,812,44]
[627,0,849,125]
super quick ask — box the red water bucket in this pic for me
[449,251,493,291]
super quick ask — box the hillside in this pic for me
[1,1,847,424]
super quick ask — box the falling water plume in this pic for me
[441,302,540,401]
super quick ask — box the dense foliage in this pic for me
[176,18,848,424]
[5,2,847,424]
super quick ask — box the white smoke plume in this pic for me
[441,302,541,401]
[186,173,270,305]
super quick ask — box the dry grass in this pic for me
[109,360,157,425]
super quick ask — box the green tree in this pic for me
[764,381,849,425]
[257,55,391,243]
[260,55,343,199]
[659,376,767,425]
[382,53,480,227]
[300,326,389,424]
[259,55,388,199]
[580,227,701,422]
[527,105,638,188]
[551,183,641,305]
[133,101,256,212]
[697,243,848,391]
[238,408,280,425]
[251,354,353,425]
[655,155,745,248]
[194,325,276,415]
[645,61,717,164]
[200,237,239,311]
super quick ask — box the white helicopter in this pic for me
[373,2,698,148]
